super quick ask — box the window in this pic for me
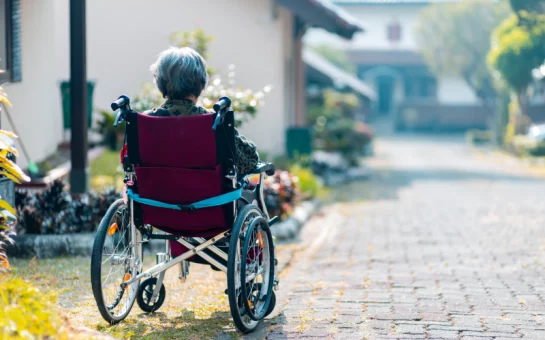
[0,0,21,84]
[404,76,437,99]
[387,21,401,43]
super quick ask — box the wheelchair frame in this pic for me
[120,171,272,289]
[91,95,278,333]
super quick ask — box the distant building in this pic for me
[305,0,490,131]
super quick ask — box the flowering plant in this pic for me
[248,170,300,220]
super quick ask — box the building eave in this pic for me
[275,0,364,39]
[304,48,376,100]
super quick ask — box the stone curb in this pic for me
[271,199,321,241]
[6,232,166,259]
[7,200,322,258]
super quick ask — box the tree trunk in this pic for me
[515,87,531,134]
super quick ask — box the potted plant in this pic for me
[96,110,124,150]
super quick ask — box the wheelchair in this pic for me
[90,95,278,333]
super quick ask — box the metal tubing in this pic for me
[122,231,229,287]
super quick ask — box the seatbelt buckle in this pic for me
[178,205,196,212]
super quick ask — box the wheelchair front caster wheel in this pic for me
[251,283,276,317]
[137,277,166,313]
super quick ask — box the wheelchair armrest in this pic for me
[247,162,276,176]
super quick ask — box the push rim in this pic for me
[230,207,261,330]
[98,203,140,320]
[240,217,273,321]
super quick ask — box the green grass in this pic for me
[9,255,240,339]
[90,150,124,192]
[8,243,298,339]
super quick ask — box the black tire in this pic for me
[227,205,263,333]
[91,199,140,324]
[136,277,166,313]
[240,217,275,321]
[266,289,276,317]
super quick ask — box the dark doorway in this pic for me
[377,76,394,115]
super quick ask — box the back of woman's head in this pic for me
[150,47,208,100]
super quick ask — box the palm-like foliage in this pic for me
[0,87,30,270]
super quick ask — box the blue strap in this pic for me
[127,188,242,211]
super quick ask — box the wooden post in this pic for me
[69,0,89,193]
[294,17,307,127]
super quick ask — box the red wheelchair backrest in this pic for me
[124,111,236,237]
[136,114,217,168]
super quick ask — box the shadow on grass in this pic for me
[98,309,239,340]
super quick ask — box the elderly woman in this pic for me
[144,47,260,176]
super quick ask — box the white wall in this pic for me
[3,0,64,169]
[74,0,290,156]
[437,77,479,105]
[6,0,293,168]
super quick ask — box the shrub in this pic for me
[0,276,67,339]
[466,129,493,145]
[95,110,124,150]
[315,118,373,166]
[16,180,120,235]
[289,164,324,199]
[511,134,545,156]
[0,86,30,270]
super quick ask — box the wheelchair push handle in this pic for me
[111,95,130,127]
[111,95,130,111]
[213,96,231,113]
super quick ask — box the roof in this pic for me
[333,0,460,4]
[348,49,425,65]
[275,0,364,39]
[304,48,376,100]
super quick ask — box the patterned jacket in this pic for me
[144,99,259,175]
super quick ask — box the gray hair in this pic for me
[150,47,208,100]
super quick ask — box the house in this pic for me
[304,0,490,131]
[0,0,363,172]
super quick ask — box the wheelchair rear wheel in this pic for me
[227,205,275,333]
[91,199,142,324]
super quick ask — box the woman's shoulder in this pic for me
[143,107,170,116]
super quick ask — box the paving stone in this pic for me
[460,331,521,338]
[426,330,460,339]
[394,324,425,334]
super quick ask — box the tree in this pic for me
[509,0,545,14]
[310,44,356,74]
[415,0,509,109]
[488,11,545,118]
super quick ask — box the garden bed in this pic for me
[9,162,327,258]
